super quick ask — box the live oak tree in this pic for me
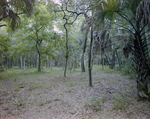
[0,0,35,71]
[26,2,52,72]
[53,0,88,77]
[9,1,53,72]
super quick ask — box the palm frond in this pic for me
[136,0,150,27]
[90,0,122,22]
[0,0,35,30]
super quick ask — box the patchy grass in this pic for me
[65,81,83,87]
[85,96,101,112]
[0,66,150,119]
[18,98,24,106]
[13,85,20,91]
[112,96,125,110]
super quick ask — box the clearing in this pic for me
[0,67,150,119]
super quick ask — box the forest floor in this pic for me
[0,66,150,119]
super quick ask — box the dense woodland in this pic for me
[0,0,150,118]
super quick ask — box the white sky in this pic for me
[52,0,62,33]
[54,25,62,33]
[53,0,61,5]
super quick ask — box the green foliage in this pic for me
[90,0,121,22]
[121,63,134,76]
[0,34,10,53]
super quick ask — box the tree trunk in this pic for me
[64,23,69,77]
[105,55,111,66]
[6,55,9,69]
[81,28,89,72]
[110,52,115,69]
[20,57,23,70]
[38,53,41,72]
[133,36,149,98]
[41,60,43,69]
[115,49,121,69]
[133,23,150,98]
[88,25,93,87]
[81,52,85,72]
[24,54,26,71]
[102,57,104,69]
[50,58,52,71]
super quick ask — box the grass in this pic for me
[66,81,83,87]
[0,65,149,118]
[37,98,44,106]
[13,85,20,91]
[18,98,24,106]
[112,96,125,110]
[0,67,63,80]
[85,96,101,112]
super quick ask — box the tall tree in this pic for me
[53,0,88,77]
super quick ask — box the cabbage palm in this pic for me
[91,0,150,99]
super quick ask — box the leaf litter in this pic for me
[0,68,150,119]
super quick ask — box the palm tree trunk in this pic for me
[133,31,150,98]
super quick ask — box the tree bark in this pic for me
[38,52,41,72]
[88,25,93,87]
[64,23,69,77]
[81,28,89,72]
[133,22,150,98]
[50,58,52,71]
[24,54,26,71]
[20,57,23,70]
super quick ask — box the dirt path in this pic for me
[0,68,150,119]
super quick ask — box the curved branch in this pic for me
[0,24,6,27]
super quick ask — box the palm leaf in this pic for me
[91,0,122,22]
[0,0,35,30]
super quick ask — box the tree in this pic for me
[90,0,150,99]
[25,2,52,72]
[53,0,88,77]
[81,15,91,72]
[8,1,54,72]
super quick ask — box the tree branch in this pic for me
[0,24,7,27]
